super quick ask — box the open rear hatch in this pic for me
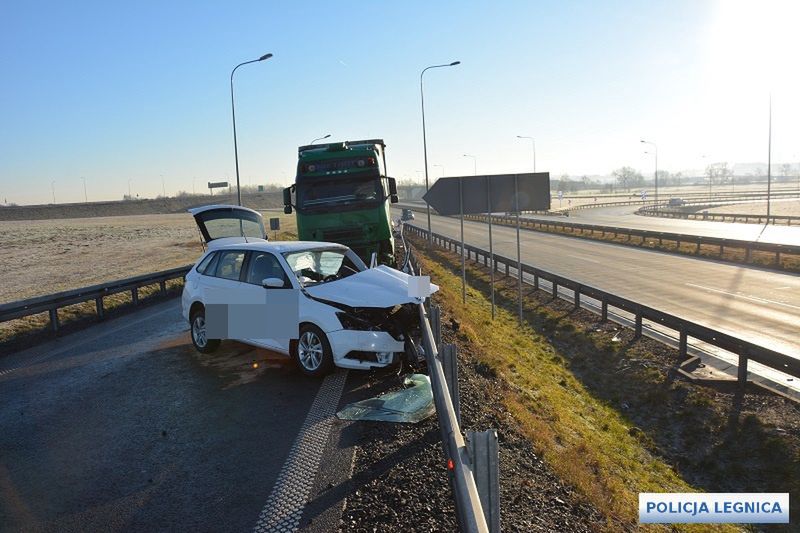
[188,204,267,248]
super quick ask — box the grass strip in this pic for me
[411,237,780,532]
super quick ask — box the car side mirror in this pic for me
[283,188,293,214]
[262,277,285,288]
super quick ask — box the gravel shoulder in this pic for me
[339,327,604,532]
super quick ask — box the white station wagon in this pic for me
[181,205,436,377]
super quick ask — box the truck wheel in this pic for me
[292,324,334,377]
[190,308,220,354]
[379,239,396,266]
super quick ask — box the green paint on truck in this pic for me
[283,139,399,265]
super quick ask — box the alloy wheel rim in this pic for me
[192,316,207,348]
[298,331,323,370]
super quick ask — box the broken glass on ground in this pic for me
[336,373,435,424]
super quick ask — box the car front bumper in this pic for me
[327,329,404,370]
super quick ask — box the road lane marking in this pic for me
[568,254,601,263]
[685,283,800,311]
[253,370,347,533]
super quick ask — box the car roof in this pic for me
[214,240,349,254]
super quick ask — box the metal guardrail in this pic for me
[405,224,800,389]
[0,265,191,334]
[462,213,800,267]
[405,245,496,532]
[418,301,490,533]
[639,205,800,226]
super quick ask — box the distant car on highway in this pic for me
[401,208,415,221]
[668,198,686,207]
[182,205,436,376]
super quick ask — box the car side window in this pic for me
[246,252,288,286]
[214,251,246,281]
[196,252,217,275]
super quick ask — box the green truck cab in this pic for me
[283,139,399,265]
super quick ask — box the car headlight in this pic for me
[336,311,375,330]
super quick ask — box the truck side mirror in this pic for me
[283,188,293,214]
[388,177,399,203]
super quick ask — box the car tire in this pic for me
[292,324,334,377]
[190,307,220,354]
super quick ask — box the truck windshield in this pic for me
[296,177,382,211]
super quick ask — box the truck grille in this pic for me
[323,227,362,242]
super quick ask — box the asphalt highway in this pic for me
[0,300,358,532]
[548,204,800,246]
[398,200,800,245]
[404,212,800,361]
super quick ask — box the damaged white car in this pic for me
[181,205,437,377]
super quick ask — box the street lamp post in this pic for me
[81,177,87,203]
[231,52,273,207]
[310,134,331,145]
[767,95,772,219]
[516,135,536,172]
[420,60,460,242]
[161,174,166,198]
[128,179,132,199]
[51,180,56,204]
[641,139,658,206]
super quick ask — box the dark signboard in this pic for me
[422,173,550,215]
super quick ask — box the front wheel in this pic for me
[292,324,334,377]
[190,308,220,354]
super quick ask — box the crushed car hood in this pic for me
[305,265,438,308]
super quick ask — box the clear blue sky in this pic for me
[1,0,798,204]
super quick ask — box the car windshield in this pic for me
[282,248,362,286]
[296,177,382,211]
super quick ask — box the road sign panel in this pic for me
[208,181,229,189]
[422,173,550,216]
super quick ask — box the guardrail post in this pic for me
[601,299,608,322]
[441,343,461,425]
[95,297,105,320]
[533,273,538,291]
[573,287,580,309]
[466,430,501,533]
[635,311,643,338]
[775,251,781,266]
[737,354,748,392]
[160,280,167,295]
[131,287,139,306]
[505,262,510,277]
[551,279,558,299]
[679,327,687,359]
[431,304,442,349]
[48,308,59,334]
[745,246,752,262]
